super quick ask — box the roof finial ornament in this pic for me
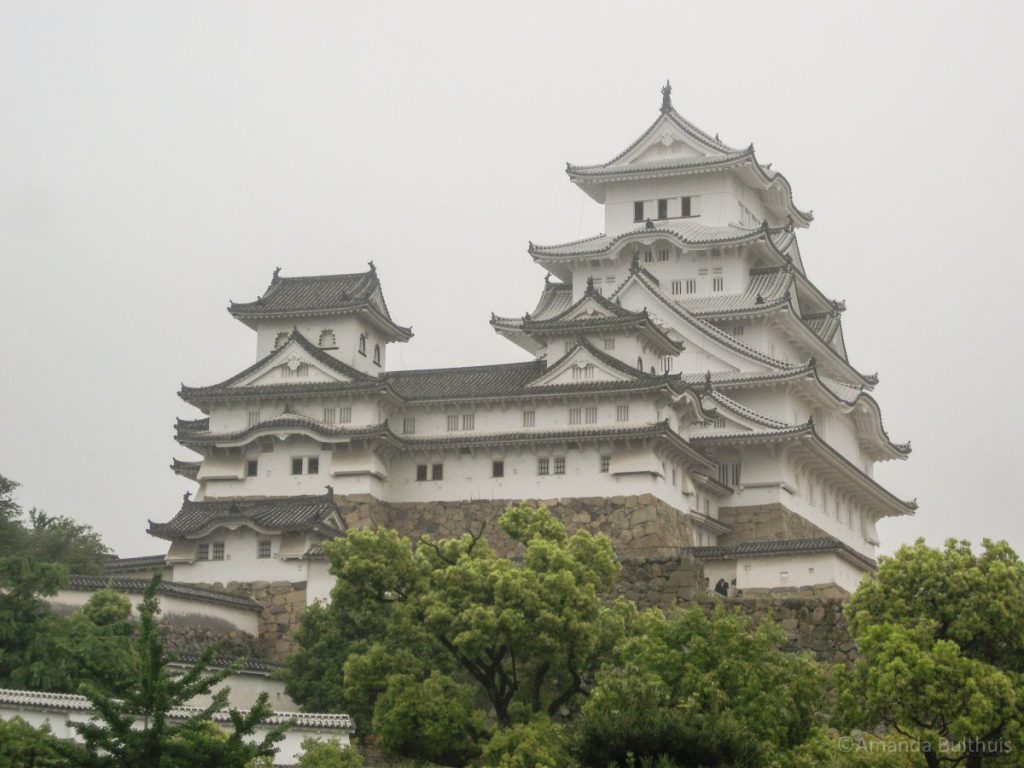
[630,254,641,273]
[183,490,191,502]
[586,276,595,293]
[660,80,673,114]
[544,273,551,284]
[325,484,334,498]
[273,266,281,280]
[367,260,376,273]
[755,293,765,305]
[703,371,714,394]
[645,218,655,230]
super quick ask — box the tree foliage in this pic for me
[839,538,1024,767]
[57,575,289,768]
[295,737,365,768]
[0,716,64,768]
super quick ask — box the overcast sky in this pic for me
[1,1,1021,558]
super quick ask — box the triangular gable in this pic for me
[622,113,711,165]
[612,276,777,374]
[235,336,358,388]
[557,292,632,322]
[530,343,641,387]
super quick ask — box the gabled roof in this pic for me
[532,336,667,385]
[149,493,345,540]
[174,416,392,449]
[492,279,683,356]
[529,278,574,320]
[228,265,412,340]
[688,536,877,572]
[385,360,547,400]
[563,84,811,225]
[103,554,168,574]
[64,575,261,610]
[179,329,377,409]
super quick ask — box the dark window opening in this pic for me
[681,196,692,217]
[431,463,443,481]
[308,457,319,474]
[197,543,209,561]
[657,199,668,219]
[212,542,225,561]
[291,458,303,475]
[633,201,644,222]
[246,460,258,477]
[416,464,428,481]
[492,460,504,478]
[258,540,271,559]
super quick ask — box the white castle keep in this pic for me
[153,84,914,598]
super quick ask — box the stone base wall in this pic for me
[188,580,307,662]
[717,503,827,546]
[334,493,694,560]
[615,556,705,610]
[159,622,260,659]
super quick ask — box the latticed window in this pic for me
[339,407,352,423]
[318,329,336,348]
[462,414,475,431]
[685,279,696,294]
[308,457,319,475]
[416,464,428,481]
[603,338,615,350]
[246,460,258,477]
[492,460,504,478]
[523,411,535,428]
[402,417,416,434]
[258,541,271,559]
[616,405,629,422]
[373,345,381,365]
[553,457,566,475]
[431,463,443,481]
[671,280,682,295]
[248,410,261,427]
[599,455,611,473]
[585,407,597,424]
[323,408,337,424]
[447,415,459,431]
[712,277,724,292]
[658,248,670,261]
[212,542,225,561]
[196,543,209,561]
[568,408,582,425]
[537,458,549,475]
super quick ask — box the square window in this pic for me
[197,543,209,561]
[246,459,258,477]
[446,414,459,431]
[585,407,597,424]
[248,410,261,427]
[258,540,271,559]
[522,411,535,428]
[431,463,443,481]
[633,201,644,222]
[339,407,352,424]
[292,458,303,475]
[537,457,549,475]
[616,404,629,422]
[308,457,320,474]
[492,460,504,478]
[323,407,337,424]
[212,542,225,561]
[462,414,475,431]
[603,338,615,351]
[657,199,667,219]
[416,464,428,481]
[403,416,416,434]
[568,407,582,425]
[600,455,610,473]
[553,457,566,475]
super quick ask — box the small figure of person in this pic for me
[714,578,729,596]
[728,578,738,598]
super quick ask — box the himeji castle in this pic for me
[153,83,914,598]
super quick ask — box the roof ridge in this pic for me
[385,359,544,378]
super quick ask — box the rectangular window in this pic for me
[258,540,271,559]
[603,337,615,350]
[295,363,309,378]
[431,463,443,481]
[585,406,597,424]
[671,279,682,295]
[197,543,209,561]
[339,407,352,424]
[733,325,745,336]
[681,196,692,217]
[658,248,669,262]
[685,279,696,294]
[246,459,258,477]
[718,463,729,485]
[657,199,668,219]
[712,277,724,292]
[553,457,566,475]
[402,416,416,435]
[616,404,629,422]
[643,249,653,263]
[308,457,320,475]
[600,455,611,473]
[492,460,504,478]
[731,463,742,486]
[660,356,673,373]
[704,498,711,517]
[292,457,303,475]
[416,464,428,481]
[568,407,582,425]
[633,201,644,222]
[248,410,261,427]
[447,415,460,431]
[323,407,337,424]
[523,411,535,428]
[713,417,726,429]
[462,414,475,431]
[212,542,225,561]
[537,457,549,475]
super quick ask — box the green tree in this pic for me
[838,538,1024,767]
[0,554,68,686]
[286,504,633,764]
[0,716,64,768]
[573,607,825,767]
[57,575,289,768]
[296,737,365,767]
[479,718,575,768]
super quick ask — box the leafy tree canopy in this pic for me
[839,538,1024,767]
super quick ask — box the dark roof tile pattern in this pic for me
[104,554,168,573]
[385,361,546,400]
[175,415,389,447]
[149,495,344,540]
[674,265,793,316]
[65,575,261,610]
[688,536,877,571]
[230,269,381,316]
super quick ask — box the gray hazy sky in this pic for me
[1,1,1021,558]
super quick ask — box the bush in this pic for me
[296,737,364,767]
[480,719,575,768]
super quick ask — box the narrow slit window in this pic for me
[657,199,668,219]
[599,455,610,473]
[633,201,644,222]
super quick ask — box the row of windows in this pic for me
[415,455,613,481]
[404,406,634,435]
[245,456,320,477]
[196,540,272,561]
[718,462,742,487]
[633,196,695,222]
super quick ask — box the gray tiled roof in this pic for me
[674,265,794,316]
[385,361,546,400]
[0,688,354,731]
[687,536,877,571]
[174,415,389,447]
[104,554,167,573]
[706,391,794,430]
[530,280,573,320]
[803,311,843,344]
[168,654,282,674]
[148,495,344,540]
[170,458,200,480]
[530,220,790,258]
[64,575,261,610]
